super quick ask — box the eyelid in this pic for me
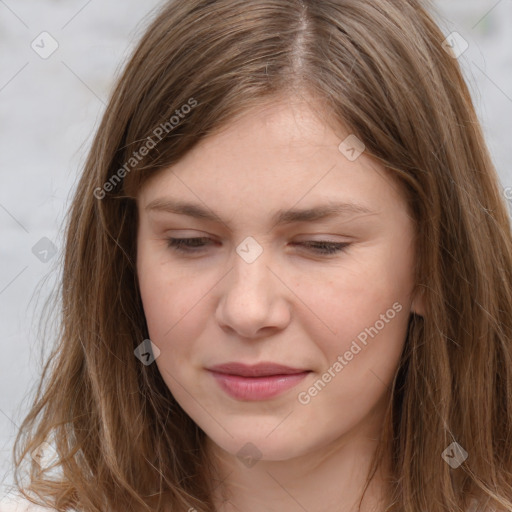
[164,229,212,237]
[164,236,352,257]
[161,231,355,247]
[292,234,352,242]
[163,230,352,241]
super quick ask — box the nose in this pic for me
[215,243,291,339]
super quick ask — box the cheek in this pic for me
[314,243,413,332]
[136,245,213,365]
[138,273,197,346]
[137,243,177,345]
[306,243,413,383]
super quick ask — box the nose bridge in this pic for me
[216,235,288,337]
[230,235,271,298]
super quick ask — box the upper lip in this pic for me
[208,362,310,377]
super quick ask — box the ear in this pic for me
[410,286,425,317]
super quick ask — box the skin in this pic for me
[136,94,424,512]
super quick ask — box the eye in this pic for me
[166,237,350,256]
[166,237,214,253]
[292,241,351,255]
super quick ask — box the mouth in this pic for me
[206,362,312,401]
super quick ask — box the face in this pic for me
[136,95,421,463]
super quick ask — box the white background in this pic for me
[1,0,511,500]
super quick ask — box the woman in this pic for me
[6,0,512,510]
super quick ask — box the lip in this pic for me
[207,362,311,401]
[208,361,309,377]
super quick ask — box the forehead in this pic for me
[137,97,408,226]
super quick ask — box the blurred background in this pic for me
[1,0,511,500]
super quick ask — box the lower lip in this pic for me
[208,370,310,401]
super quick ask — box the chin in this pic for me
[205,426,313,464]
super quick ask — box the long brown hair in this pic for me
[12,0,512,511]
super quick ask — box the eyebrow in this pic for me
[145,198,377,227]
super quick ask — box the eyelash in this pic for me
[165,237,350,256]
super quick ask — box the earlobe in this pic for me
[411,287,425,317]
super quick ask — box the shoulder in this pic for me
[0,494,58,511]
